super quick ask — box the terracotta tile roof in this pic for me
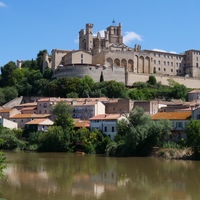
[37,98,51,102]
[151,112,191,120]
[159,99,184,106]
[89,114,122,120]
[0,108,13,113]
[38,97,109,103]
[74,120,90,128]
[72,101,97,106]
[21,107,37,111]
[26,118,54,125]
[10,114,51,119]
[17,102,37,107]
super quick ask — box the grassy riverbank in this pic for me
[150,147,194,160]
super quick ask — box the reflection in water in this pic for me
[0,151,199,200]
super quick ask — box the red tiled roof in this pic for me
[21,107,37,111]
[17,102,37,107]
[151,112,191,120]
[74,120,90,128]
[0,108,13,113]
[10,114,51,119]
[89,114,122,120]
[26,118,54,125]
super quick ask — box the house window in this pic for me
[164,61,166,65]
[154,60,156,64]
[81,54,83,59]
[176,122,182,128]
[171,69,173,72]
[171,62,173,66]
[158,60,160,65]
[112,127,115,132]
[197,114,200,119]
[158,67,160,71]
[164,68,166,71]
[104,127,107,132]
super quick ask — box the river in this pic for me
[0,151,200,200]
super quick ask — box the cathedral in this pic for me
[42,22,200,85]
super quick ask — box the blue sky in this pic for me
[1,0,200,67]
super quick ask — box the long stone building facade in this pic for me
[42,22,200,87]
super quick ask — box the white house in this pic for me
[89,114,126,139]
[0,117,18,129]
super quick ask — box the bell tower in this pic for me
[86,23,94,51]
[107,22,123,44]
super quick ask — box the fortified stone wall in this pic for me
[53,65,125,83]
[126,73,200,88]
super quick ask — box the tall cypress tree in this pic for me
[100,71,104,82]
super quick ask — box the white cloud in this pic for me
[0,2,6,7]
[169,51,177,54]
[152,49,177,54]
[74,36,79,44]
[152,48,167,52]
[123,31,142,45]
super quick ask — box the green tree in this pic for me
[1,61,17,86]
[39,126,65,152]
[100,71,104,82]
[52,101,74,131]
[186,120,200,157]
[21,59,38,70]
[0,150,6,179]
[0,127,26,150]
[66,92,79,98]
[43,68,53,79]
[36,50,48,72]
[147,75,157,85]
[172,83,187,100]
[104,80,127,98]
[52,101,75,150]
[112,107,172,156]
[3,86,18,102]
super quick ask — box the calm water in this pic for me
[0,151,200,200]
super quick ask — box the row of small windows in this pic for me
[154,67,181,73]
[153,54,182,60]
[153,60,181,67]
[193,52,200,55]
[104,126,115,132]
[186,56,199,61]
